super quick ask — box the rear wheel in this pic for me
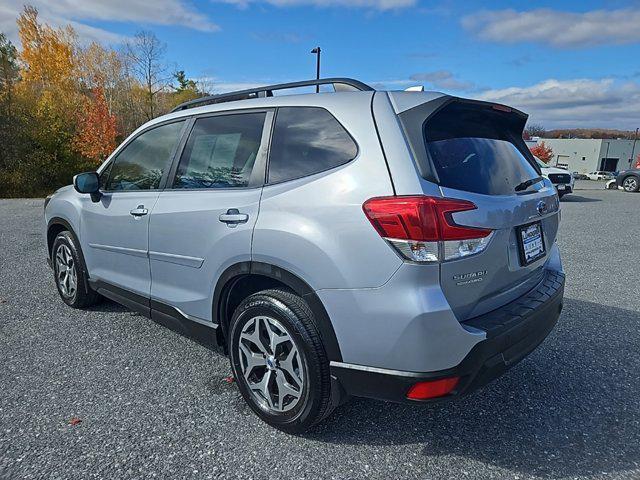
[623,176,639,192]
[229,289,334,433]
[52,231,100,308]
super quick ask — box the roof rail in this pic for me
[170,77,374,113]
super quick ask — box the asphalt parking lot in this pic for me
[1,186,639,480]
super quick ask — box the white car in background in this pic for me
[535,158,574,198]
[586,171,613,181]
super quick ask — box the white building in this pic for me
[534,138,638,173]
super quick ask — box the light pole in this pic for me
[311,47,321,92]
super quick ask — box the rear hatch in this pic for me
[397,98,559,321]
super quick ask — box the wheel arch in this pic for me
[47,216,94,295]
[47,217,80,260]
[213,261,343,362]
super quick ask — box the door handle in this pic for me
[130,205,148,217]
[219,208,249,226]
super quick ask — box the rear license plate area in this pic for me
[517,221,545,265]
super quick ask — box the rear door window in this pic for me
[267,107,357,184]
[173,112,266,189]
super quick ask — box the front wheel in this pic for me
[623,176,639,192]
[52,231,101,308]
[229,289,335,433]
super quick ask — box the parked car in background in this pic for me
[44,78,564,433]
[536,158,574,198]
[615,168,640,192]
[573,172,589,180]
[586,171,613,181]
[605,179,618,190]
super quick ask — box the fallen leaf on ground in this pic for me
[69,417,82,426]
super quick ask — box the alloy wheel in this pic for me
[55,244,77,299]
[238,316,304,413]
[623,177,638,192]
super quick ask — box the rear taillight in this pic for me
[406,377,459,400]
[362,196,493,263]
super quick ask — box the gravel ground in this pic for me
[1,190,639,480]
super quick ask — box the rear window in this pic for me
[402,101,540,195]
[427,137,539,195]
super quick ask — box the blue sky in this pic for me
[2,0,640,129]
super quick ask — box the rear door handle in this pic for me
[219,208,249,226]
[130,205,148,217]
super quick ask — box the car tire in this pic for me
[622,176,639,192]
[229,289,335,434]
[52,231,101,308]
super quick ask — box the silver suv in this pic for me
[44,78,565,433]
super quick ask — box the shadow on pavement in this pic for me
[311,298,640,478]
[561,195,602,203]
[86,298,129,313]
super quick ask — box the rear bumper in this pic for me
[330,269,565,403]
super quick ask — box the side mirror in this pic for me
[73,172,101,202]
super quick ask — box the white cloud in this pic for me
[205,76,640,129]
[219,0,416,10]
[462,8,640,48]
[477,78,640,129]
[49,0,218,32]
[0,0,217,45]
[410,70,473,91]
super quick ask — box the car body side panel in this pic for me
[253,164,400,290]
[617,169,640,188]
[148,189,262,321]
[44,186,81,254]
[252,98,401,290]
[317,261,486,372]
[79,191,161,297]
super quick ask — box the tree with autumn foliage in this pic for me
[529,142,554,164]
[74,87,117,163]
[0,5,207,197]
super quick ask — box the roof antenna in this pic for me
[405,85,424,92]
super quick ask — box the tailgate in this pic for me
[396,96,560,321]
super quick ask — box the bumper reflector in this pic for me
[406,377,460,400]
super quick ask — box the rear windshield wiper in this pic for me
[514,176,543,192]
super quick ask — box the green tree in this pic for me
[170,69,201,109]
[174,70,197,92]
[0,32,20,174]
